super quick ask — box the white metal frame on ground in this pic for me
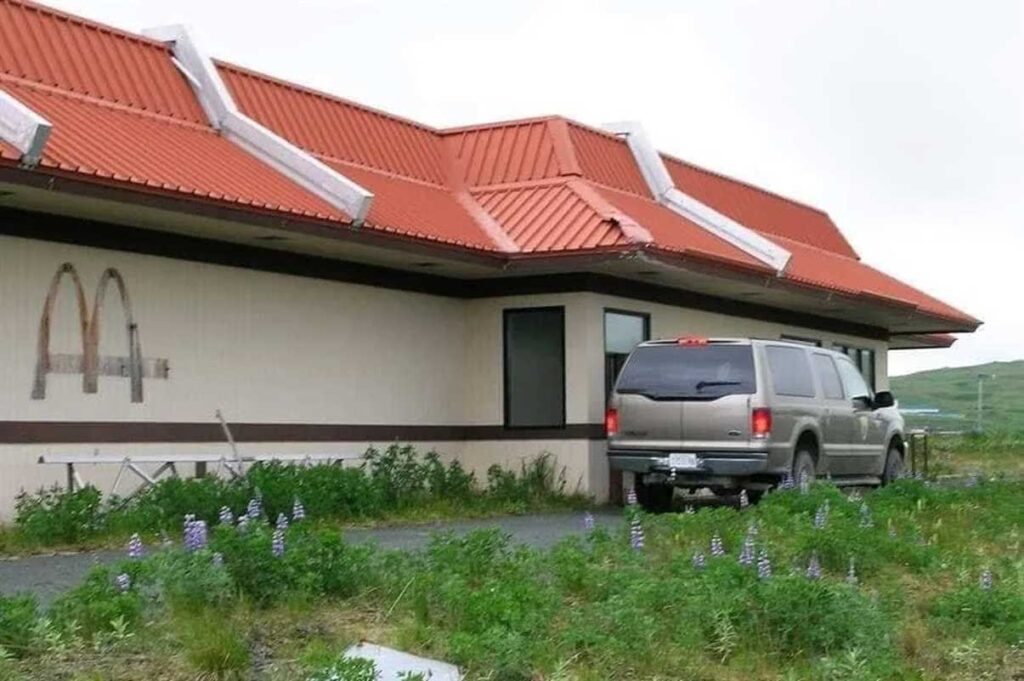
[38,452,366,498]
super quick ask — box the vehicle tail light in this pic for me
[677,336,709,346]
[752,408,772,438]
[605,408,619,438]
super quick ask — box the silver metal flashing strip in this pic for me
[144,25,373,226]
[604,121,791,273]
[0,89,52,168]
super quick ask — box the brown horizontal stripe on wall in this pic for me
[0,421,606,444]
[0,206,896,339]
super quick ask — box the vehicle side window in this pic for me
[765,346,816,398]
[835,356,872,400]
[812,354,844,399]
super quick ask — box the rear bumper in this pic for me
[608,451,770,477]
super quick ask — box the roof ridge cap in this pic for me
[440,115,561,135]
[0,74,212,131]
[214,59,441,135]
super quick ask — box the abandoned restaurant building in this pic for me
[0,0,978,516]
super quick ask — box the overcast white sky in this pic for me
[49,0,1023,376]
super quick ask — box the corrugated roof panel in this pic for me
[568,123,651,197]
[595,185,767,270]
[776,235,976,323]
[3,80,348,221]
[474,183,626,253]
[0,0,206,123]
[335,162,498,249]
[447,120,561,187]
[219,62,448,186]
[663,155,859,259]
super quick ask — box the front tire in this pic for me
[634,478,674,512]
[882,445,904,485]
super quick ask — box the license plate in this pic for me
[669,453,699,469]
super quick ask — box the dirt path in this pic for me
[0,510,625,605]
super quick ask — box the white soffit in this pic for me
[144,25,373,226]
[0,89,51,168]
[604,121,791,273]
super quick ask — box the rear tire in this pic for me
[792,450,817,485]
[634,479,674,513]
[882,445,904,485]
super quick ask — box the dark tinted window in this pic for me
[504,308,565,428]
[812,354,844,399]
[766,345,816,397]
[615,344,755,399]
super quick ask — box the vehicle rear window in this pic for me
[615,344,756,399]
[766,345,816,398]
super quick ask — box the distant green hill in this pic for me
[890,360,1024,433]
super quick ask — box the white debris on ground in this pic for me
[345,643,461,680]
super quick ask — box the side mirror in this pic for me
[852,395,872,411]
[873,391,895,409]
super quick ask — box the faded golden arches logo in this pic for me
[32,263,169,403]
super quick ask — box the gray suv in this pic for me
[606,337,905,511]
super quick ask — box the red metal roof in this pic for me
[663,155,858,259]
[0,0,977,330]
[220,62,448,186]
[0,0,205,123]
[1,78,347,220]
[472,181,625,253]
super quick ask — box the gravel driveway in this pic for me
[0,510,624,605]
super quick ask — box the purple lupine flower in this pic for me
[582,511,595,531]
[738,489,750,509]
[813,501,829,530]
[212,552,224,567]
[710,532,725,557]
[747,520,759,538]
[236,514,250,532]
[183,517,208,552]
[738,534,756,567]
[684,505,696,515]
[626,488,638,506]
[805,552,822,580]
[980,569,993,591]
[629,517,645,551]
[292,497,306,522]
[846,557,859,585]
[275,513,289,532]
[218,506,234,525]
[114,573,132,592]
[246,497,262,521]
[756,550,772,580]
[799,470,810,495]
[780,472,795,490]
[859,503,873,528]
[692,551,707,570]
[271,528,286,557]
[126,533,144,560]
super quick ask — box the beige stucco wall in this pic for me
[0,233,890,519]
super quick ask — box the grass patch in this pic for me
[4,478,1024,679]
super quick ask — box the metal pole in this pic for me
[976,374,986,433]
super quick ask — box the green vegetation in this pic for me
[927,432,1024,478]
[2,446,583,554]
[891,360,1024,433]
[2,479,1023,680]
